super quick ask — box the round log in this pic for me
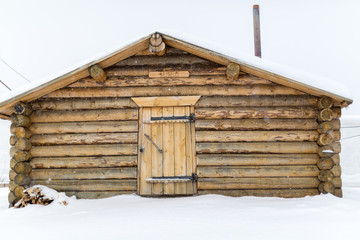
[14,186,25,198]
[317,96,333,110]
[317,133,333,146]
[149,42,166,56]
[318,109,334,122]
[9,135,17,146]
[318,145,336,158]
[317,122,332,134]
[8,191,19,206]
[14,174,32,186]
[149,33,163,47]
[11,114,31,127]
[14,150,31,161]
[10,158,18,169]
[318,182,335,194]
[226,63,241,80]
[15,127,31,139]
[15,138,32,151]
[317,158,335,170]
[14,102,33,116]
[10,123,16,134]
[88,64,107,82]
[9,181,17,192]
[318,170,334,182]
[9,147,16,158]
[14,162,32,174]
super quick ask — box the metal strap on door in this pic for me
[147,113,195,123]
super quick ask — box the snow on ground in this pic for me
[0,188,360,240]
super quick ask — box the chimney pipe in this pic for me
[253,5,262,58]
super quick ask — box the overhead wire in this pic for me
[0,57,31,83]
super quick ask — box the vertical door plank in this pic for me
[185,107,194,194]
[151,107,163,195]
[190,106,197,194]
[140,108,152,195]
[137,108,143,194]
[162,107,175,194]
[174,107,187,194]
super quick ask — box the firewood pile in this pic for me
[14,186,55,208]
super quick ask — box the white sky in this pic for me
[0,0,359,115]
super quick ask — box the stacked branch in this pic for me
[14,186,54,208]
[316,96,341,197]
[9,102,33,206]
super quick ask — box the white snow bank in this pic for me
[1,188,360,240]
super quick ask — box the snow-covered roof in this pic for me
[0,1,353,118]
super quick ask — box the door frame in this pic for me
[132,96,200,195]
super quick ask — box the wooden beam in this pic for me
[131,96,200,107]
[88,64,107,82]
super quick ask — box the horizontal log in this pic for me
[44,85,305,98]
[196,142,321,154]
[318,166,342,181]
[30,144,137,157]
[9,170,16,181]
[14,185,25,198]
[114,54,212,66]
[65,191,135,199]
[14,162,32,174]
[318,181,335,194]
[9,181,17,192]
[31,179,136,191]
[198,177,342,189]
[106,65,227,77]
[195,107,318,119]
[195,131,332,142]
[198,189,320,198]
[8,191,19,205]
[196,154,342,166]
[317,96,333,109]
[10,123,16,134]
[318,143,341,157]
[31,109,138,123]
[14,102,33,116]
[135,47,187,56]
[10,135,17,146]
[197,165,320,177]
[30,156,137,168]
[31,98,137,110]
[30,132,138,145]
[14,174,32,186]
[13,150,31,161]
[30,121,138,134]
[196,96,318,107]
[15,138,32,151]
[30,167,136,180]
[69,75,270,88]
[195,119,338,131]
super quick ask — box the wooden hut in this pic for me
[0,33,352,206]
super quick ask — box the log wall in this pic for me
[19,46,343,199]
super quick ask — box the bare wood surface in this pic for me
[317,133,333,146]
[31,98,137,110]
[198,189,319,198]
[9,170,16,181]
[14,102,33,116]
[318,109,334,122]
[31,109,138,122]
[8,191,20,205]
[317,96,333,109]
[14,186,25,198]
[65,191,135,199]
[70,75,269,87]
[317,122,333,133]
[15,138,32,151]
[11,114,31,127]
[10,135,17,146]
[14,174,32,186]
[88,64,107,82]
[132,96,200,107]
[108,66,226,77]
[196,142,320,154]
[44,85,305,98]
[195,107,318,119]
[317,158,335,170]
[198,177,342,189]
[32,179,137,191]
[30,144,137,157]
[196,96,318,107]
[30,167,136,180]
[30,132,137,145]
[196,154,338,166]
[149,71,190,78]
[10,123,16,134]
[195,119,332,131]
[13,150,31,161]
[196,131,321,142]
[162,107,175,194]
[31,156,137,169]
[198,165,320,178]
[226,63,240,80]
[318,181,335,194]
[15,127,31,138]
[14,162,32,174]
[115,55,210,67]
[30,121,138,134]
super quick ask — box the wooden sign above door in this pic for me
[149,71,190,78]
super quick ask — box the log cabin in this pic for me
[0,33,352,206]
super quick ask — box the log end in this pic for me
[226,63,240,80]
[89,64,107,82]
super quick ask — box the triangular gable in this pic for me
[0,33,352,119]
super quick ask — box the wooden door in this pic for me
[138,106,197,196]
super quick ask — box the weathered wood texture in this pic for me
[27,47,344,198]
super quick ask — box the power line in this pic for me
[0,79,11,91]
[0,57,31,83]
[342,126,360,129]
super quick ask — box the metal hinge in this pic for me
[150,113,196,123]
[146,173,198,183]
